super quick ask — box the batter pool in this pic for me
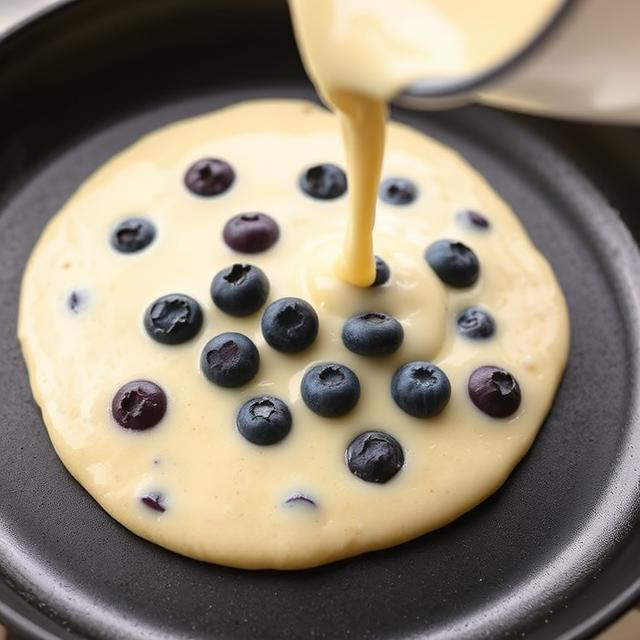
[18,99,569,569]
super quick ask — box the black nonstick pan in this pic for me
[1,1,640,638]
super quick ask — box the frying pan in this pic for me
[1,1,640,638]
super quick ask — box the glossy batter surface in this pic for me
[19,100,569,569]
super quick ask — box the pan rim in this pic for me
[0,2,639,639]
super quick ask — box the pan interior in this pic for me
[0,1,639,639]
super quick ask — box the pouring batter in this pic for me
[289,0,561,285]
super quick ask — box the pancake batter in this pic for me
[19,100,569,569]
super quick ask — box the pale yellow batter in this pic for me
[19,100,569,569]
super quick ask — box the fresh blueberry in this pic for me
[110,217,156,253]
[346,431,404,483]
[456,209,490,230]
[342,312,403,357]
[141,493,166,513]
[112,380,167,431]
[144,293,203,345]
[379,177,418,205]
[299,163,347,199]
[184,158,235,196]
[425,239,480,288]
[391,361,451,418]
[371,255,390,287]
[261,297,319,353]
[284,493,317,508]
[223,212,279,253]
[211,263,270,317]
[200,332,259,388]
[457,307,495,339]
[301,363,360,418]
[468,365,521,418]
[236,395,292,445]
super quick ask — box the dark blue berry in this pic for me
[284,493,317,508]
[346,431,404,483]
[457,307,495,339]
[144,293,203,345]
[379,177,417,205]
[211,263,270,317]
[261,297,319,353]
[301,363,360,418]
[391,361,451,418]
[342,312,403,357]
[425,239,479,288]
[468,365,521,418]
[67,290,86,313]
[110,217,156,253]
[184,158,235,196]
[200,332,259,388]
[112,380,167,431]
[457,209,490,230]
[299,164,347,199]
[141,493,166,513]
[371,256,390,287]
[237,395,292,445]
[223,212,279,253]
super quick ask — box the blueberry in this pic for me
[301,363,360,418]
[236,395,292,445]
[144,293,203,345]
[110,217,155,253]
[346,431,404,483]
[141,493,166,513]
[468,365,521,418]
[211,263,270,317]
[261,297,319,353]
[200,332,259,388]
[391,361,451,418]
[379,177,418,205]
[425,239,480,288]
[184,158,235,196]
[223,212,279,253]
[299,164,347,199]
[371,256,390,287]
[457,307,495,339]
[456,209,490,230]
[342,312,403,357]
[67,290,86,314]
[112,380,167,431]
[284,493,317,508]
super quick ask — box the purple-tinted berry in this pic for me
[112,380,167,431]
[223,212,279,253]
[141,493,166,513]
[184,158,235,196]
[468,365,521,418]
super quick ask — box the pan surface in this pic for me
[0,1,639,638]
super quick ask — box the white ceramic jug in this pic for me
[398,0,640,124]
